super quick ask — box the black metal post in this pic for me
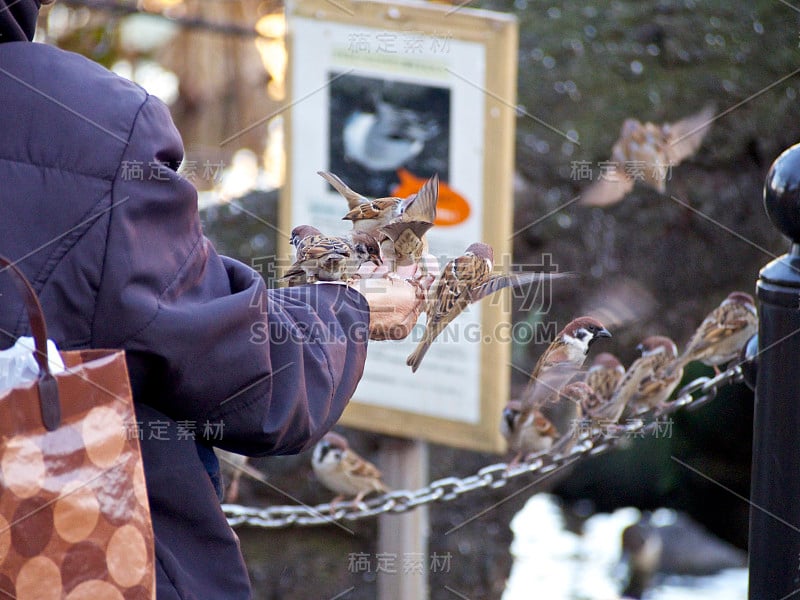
[750,143,800,599]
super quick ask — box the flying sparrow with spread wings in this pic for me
[312,432,389,509]
[580,104,715,207]
[281,225,382,283]
[406,243,570,372]
[672,291,757,374]
[613,336,682,415]
[319,170,439,269]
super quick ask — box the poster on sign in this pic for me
[283,0,518,452]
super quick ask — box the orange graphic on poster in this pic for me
[391,168,471,227]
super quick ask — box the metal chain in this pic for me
[223,364,746,529]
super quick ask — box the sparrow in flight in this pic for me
[580,104,715,207]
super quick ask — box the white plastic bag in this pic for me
[0,336,65,393]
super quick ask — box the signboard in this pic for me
[283,0,518,452]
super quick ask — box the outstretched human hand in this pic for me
[350,256,438,341]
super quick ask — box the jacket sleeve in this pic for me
[93,93,370,456]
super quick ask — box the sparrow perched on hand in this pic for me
[672,291,757,374]
[312,432,389,508]
[379,220,434,266]
[580,104,715,207]
[378,173,438,267]
[281,225,382,283]
[319,170,439,266]
[283,225,324,285]
[613,336,682,414]
[406,243,569,372]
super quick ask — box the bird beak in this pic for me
[371,253,383,266]
[588,328,612,347]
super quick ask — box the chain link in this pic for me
[223,364,746,528]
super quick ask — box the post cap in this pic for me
[765,143,800,244]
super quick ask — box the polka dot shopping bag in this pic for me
[0,257,155,599]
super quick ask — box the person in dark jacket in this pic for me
[0,2,428,598]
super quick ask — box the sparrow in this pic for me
[500,399,560,464]
[377,172,438,266]
[502,318,611,463]
[525,316,613,395]
[284,225,324,286]
[406,243,569,372]
[613,336,682,415]
[502,381,590,464]
[672,291,757,375]
[342,197,405,232]
[311,432,389,508]
[580,104,715,207]
[343,97,440,171]
[379,220,434,266]
[579,352,629,424]
[319,171,439,251]
[281,226,382,283]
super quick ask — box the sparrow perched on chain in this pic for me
[406,243,569,372]
[578,352,629,424]
[502,379,593,465]
[672,291,757,375]
[526,317,613,389]
[502,318,611,463]
[613,336,682,415]
[281,225,382,283]
[580,104,715,207]
[501,399,560,464]
[311,432,389,508]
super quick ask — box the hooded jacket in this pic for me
[0,3,370,598]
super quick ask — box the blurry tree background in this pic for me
[40,1,800,598]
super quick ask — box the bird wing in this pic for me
[469,271,571,304]
[664,103,716,165]
[342,450,383,481]
[299,236,351,262]
[401,173,439,223]
[318,170,369,209]
[579,166,635,207]
[379,220,434,242]
[521,362,583,412]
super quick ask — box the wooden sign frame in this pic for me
[282,0,518,453]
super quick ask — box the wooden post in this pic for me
[377,438,429,600]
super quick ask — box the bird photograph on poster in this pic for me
[327,71,450,199]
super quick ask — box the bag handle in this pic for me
[0,256,61,430]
